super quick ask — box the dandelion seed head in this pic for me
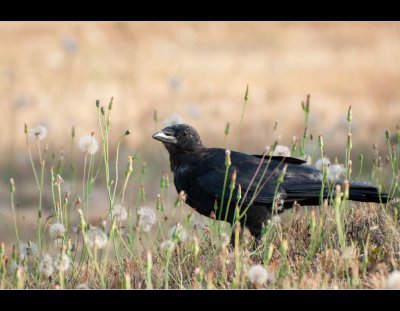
[10,261,27,273]
[54,252,70,272]
[78,135,99,155]
[160,240,175,253]
[137,207,157,232]
[163,113,184,127]
[49,223,66,239]
[268,215,281,226]
[341,246,356,260]
[328,164,345,182]
[248,265,273,286]
[86,227,108,249]
[192,217,210,237]
[39,254,54,277]
[304,154,312,165]
[219,232,230,246]
[386,270,400,289]
[272,145,291,157]
[169,223,188,242]
[53,174,64,186]
[28,124,47,141]
[315,157,331,171]
[111,204,128,222]
[19,241,38,260]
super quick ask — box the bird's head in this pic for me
[152,124,203,152]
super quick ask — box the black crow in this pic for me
[152,124,388,241]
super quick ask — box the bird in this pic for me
[152,124,389,243]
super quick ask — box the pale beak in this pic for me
[152,130,177,144]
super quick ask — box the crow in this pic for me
[152,124,388,242]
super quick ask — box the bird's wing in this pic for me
[251,154,306,165]
[196,151,284,206]
[196,149,326,207]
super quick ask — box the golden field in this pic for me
[1,22,400,155]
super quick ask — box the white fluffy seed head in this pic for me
[28,124,47,141]
[328,164,345,182]
[160,240,176,254]
[19,241,39,260]
[272,145,291,157]
[39,254,54,277]
[248,264,270,286]
[268,215,281,226]
[10,261,27,274]
[219,232,231,246]
[341,246,356,260]
[78,135,99,155]
[111,204,128,222]
[163,113,184,126]
[86,227,108,249]
[304,154,312,165]
[54,253,70,272]
[137,207,157,232]
[386,270,400,289]
[191,218,210,238]
[49,223,66,239]
[315,157,331,171]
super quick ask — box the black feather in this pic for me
[153,124,389,241]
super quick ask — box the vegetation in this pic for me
[1,90,399,289]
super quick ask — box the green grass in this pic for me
[1,91,400,289]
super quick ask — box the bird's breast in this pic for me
[173,164,193,193]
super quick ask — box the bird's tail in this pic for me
[348,180,389,203]
[284,180,389,206]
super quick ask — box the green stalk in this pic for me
[119,156,134,203]
[224,169,236,222]
[233,85,249,149]
[300,95,310,158]
[25,123,40,191]
[9,179,19,249]
[271,165,288,216]
[112,130,130,203]
[146,250,153,289]
[358,154,364,180]
[385,130,398,203]
[239,150,284,220]
[239,146,272,214]
[345,106,352,180]
[224,122,230,148]
[218,150,231,221]
[318,135,326,207]
[334,185,346,248]
[37,157,45,253]
[82,153,88,217]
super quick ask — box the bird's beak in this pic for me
[152,130,177,144]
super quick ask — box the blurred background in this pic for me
[1,22,400,243]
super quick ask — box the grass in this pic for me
[0,90,399,290]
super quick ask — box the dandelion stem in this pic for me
[233,85,249,149]
[9,179,19,249]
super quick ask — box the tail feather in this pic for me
[348,181,388,203]
[284,180,389,204]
